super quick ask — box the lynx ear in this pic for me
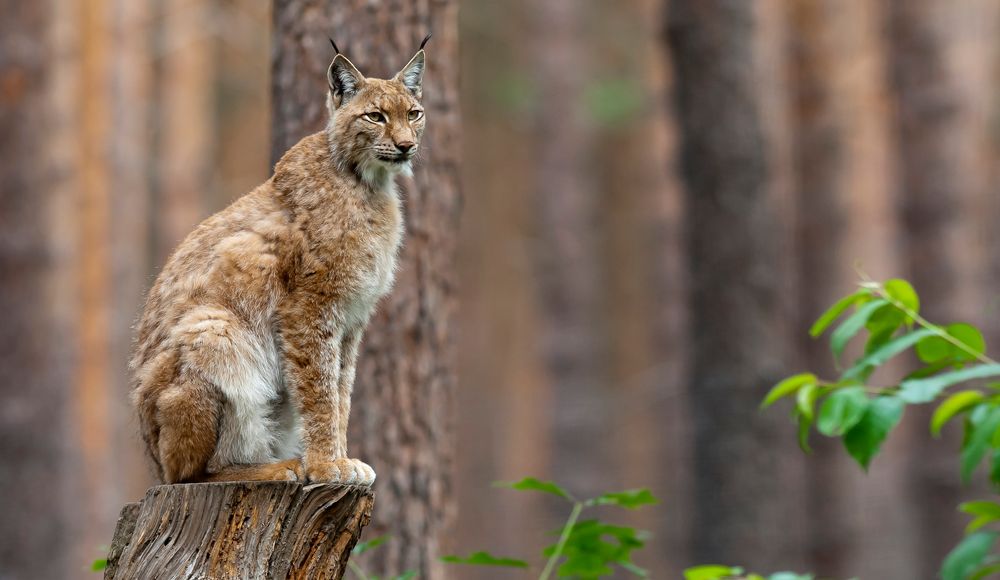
[394,40,427,99]
[328,54,365,107]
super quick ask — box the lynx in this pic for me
[129,38,430,485]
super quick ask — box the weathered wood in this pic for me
[105,482,373,580]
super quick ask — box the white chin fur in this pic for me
[359,157,412,191]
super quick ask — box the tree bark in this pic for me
[104,482,373,579]
[271,3,460,577]
[529,0,614,503]
[0,0,75,576]
[666,0,805,569]
[886,1,979,572]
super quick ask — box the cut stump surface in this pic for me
[105,482,374,580]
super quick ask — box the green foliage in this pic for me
[91,558,107,572]
[441,552,529,568]
[441,480,659,579]
[816,386,868,436]
[353,535,389,556]
[542,520,649,578]
[933,391,986,437]
[762,373,817,409]
[586,489,660,510]
[494,477,574,501]
[942,532,999,580]
[842,395,904,470]
[829,299,887,362]
[764,276,1000,579]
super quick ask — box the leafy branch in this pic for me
[762,277,1000,580]
[442,477,659,578]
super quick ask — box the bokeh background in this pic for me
[4,0,1000,578]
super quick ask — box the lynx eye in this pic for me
[364,111,386,123]
[408,109,423,122]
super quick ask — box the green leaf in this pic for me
[796,383,821,422]
[588,489,660,510]
[899,364,1000,404]
[864,325,898,358]
[966,515,996,535]
[961,501,1000,519]
[843,395,905,470]
[810,290,870,337]
[830,299,889,362]
[941,532,998,580]
[797,411,813,453]
[762,373,817,409]
[684,565,743,580]
[961,406,1000,483]
[865,303,905,337]
[917,324,987,364]
[494,477,572,500]
[91,559,108,572]
[817,387,869,436]
[440,552,529,568]
[543,520,648,579]
[933,391,986,437]
[842,328,937,382]
[884,278,920,315]
[917,334,953,363]
[950,323,988,362]
[989,450,1000,488]
[353,535,389,555]
[907,359,955,380]
[961,502,1000,534]
[970,560,1000,580]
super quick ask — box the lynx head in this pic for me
[325,36,429,189]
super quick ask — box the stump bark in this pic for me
[105,482,374,580]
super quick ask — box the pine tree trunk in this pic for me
[528,0,615,502]
[886,1,977,571]
[271,3,461,577]
[0,0,75,576]
[666,0,805,569]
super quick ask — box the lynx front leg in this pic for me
[335,327,376,485]
[277,301,371,485]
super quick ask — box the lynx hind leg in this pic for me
[155,375,222,484]
[203,458,304,482]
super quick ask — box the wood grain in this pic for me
[105,482,373,580]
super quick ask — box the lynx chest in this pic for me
[303,192,403,326]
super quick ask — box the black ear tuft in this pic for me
[327,54,365,106]
[329,37,340,55]
[419,33,432,51]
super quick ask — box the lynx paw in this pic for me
[306,458,376,486]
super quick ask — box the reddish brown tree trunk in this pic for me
[886,1,979,571]
[0,0,74,576]
[272,3,461,577]
[666,0,805,569]
[529,0,615,503]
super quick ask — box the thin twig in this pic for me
[538,502,583,580]
[862,281,998,366]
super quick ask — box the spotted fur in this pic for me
[130,47,428,485]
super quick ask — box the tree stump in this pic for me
[104,482,374,580]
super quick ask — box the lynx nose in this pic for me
[395,141,415,155]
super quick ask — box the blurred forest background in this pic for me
[4,0,1000,578]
